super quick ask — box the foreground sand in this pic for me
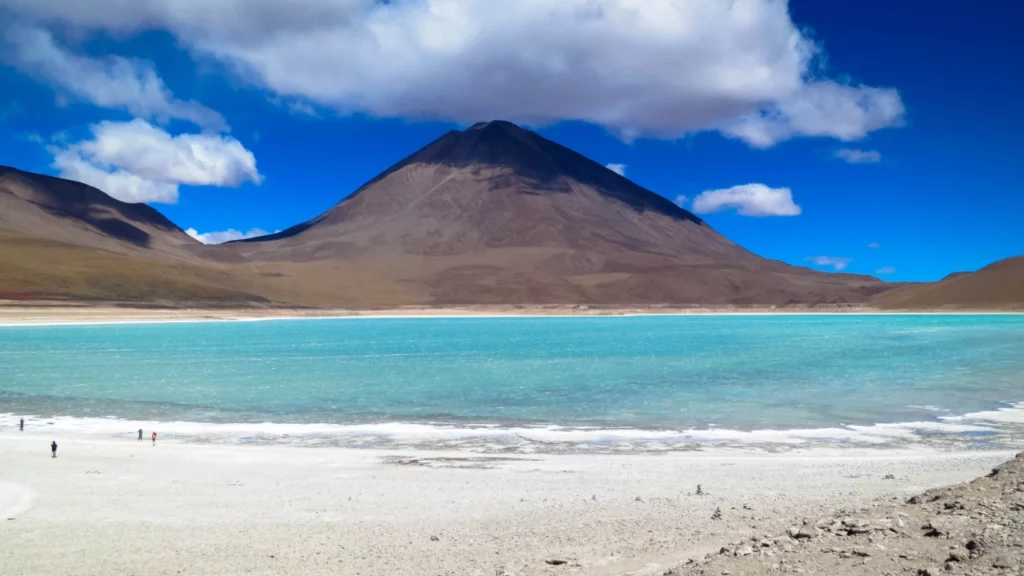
[0,432,1013,576]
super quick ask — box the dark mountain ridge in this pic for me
[242,120,702,247]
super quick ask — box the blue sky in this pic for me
[1,0,1021,281]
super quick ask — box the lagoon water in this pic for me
[2,315,1023,450]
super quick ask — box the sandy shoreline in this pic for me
[0,432,1014,576]
[0,303,1021,327]
[4,402,1024,454]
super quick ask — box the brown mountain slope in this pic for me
[223,121,887,306]
[0,229,268,304]
[875,256,1024,310]
[0,167,269,304]
[0,165,202,259]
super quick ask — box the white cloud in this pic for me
[875,266,896,275]
[186,227,271,245]
[721,82,903,148]
[605,163,626,176]
[46,120,262,203]
[1,0,904,147]
[51,149,179,204]
[805,256,852,271]
[77,120,262,187]
[691,183,801,217]
[835,148,882,164]
[868,242,882,249]
[674,194,689,206]
[2,26,226,131]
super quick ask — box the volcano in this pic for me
[217,120,887,306]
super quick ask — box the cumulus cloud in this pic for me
[875,266,896,275]
[691,183,801,217]
[186,227,271,245]
[674,194,689,206]
[605,163,626,176]
[722,83,903,148]
[52,149,179,204]
[2,26,226,131]
[835,148,882,164]
[1,0,904,146]
[805,256,853,271]
[47,120,262,203]
[76,120,262,187]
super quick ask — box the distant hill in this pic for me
[875,256,1024,310]
[0,165,201,259]
[218,120,888,306]
[0,166,266,304]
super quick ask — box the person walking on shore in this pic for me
[51,441,57,458]
[138,428,143,441]
[19,418,24,431]
[151,431,157,446]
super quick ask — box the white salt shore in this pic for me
[0,432,1013,576]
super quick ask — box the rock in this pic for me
[821,520,840,533]
[964,539,984,553]
[430,535,440,541]
[711,507,722,521]
[719,547,732,555]
[544,559,568,566]
[946,547,967,563]
[916,568,936,576]
[852,549,871,557]
[794,527,818,540]
[922,521,945,538]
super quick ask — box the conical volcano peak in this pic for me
[467,120,522,132]
[406,119,552,171]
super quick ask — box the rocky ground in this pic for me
[664,452,1023,576]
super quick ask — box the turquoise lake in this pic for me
[1,315,1022,441]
